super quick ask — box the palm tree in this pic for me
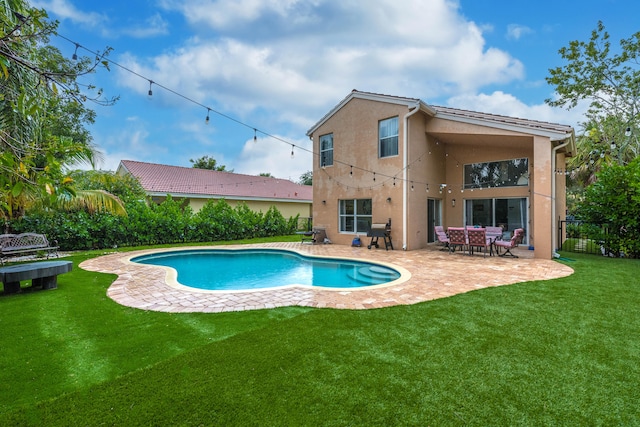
[1,0,123,227]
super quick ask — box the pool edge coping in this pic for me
[122,246,412,294]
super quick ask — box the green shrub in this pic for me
[9,196,299,250]
[577,158,640,258]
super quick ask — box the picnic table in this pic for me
[0,260,72,294]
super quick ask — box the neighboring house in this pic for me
[116,160,312,220]
[306,90,575,259]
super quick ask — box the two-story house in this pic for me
[306,90,575,259]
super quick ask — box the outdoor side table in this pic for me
[0,260,73,294]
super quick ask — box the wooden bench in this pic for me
[0,233,59,264]
[0,260,72,294]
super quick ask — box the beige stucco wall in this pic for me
[312,98,408,246]
[310,97,569,258]
[150,195,311,220]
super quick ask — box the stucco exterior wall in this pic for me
[309,92,573,258]
[312,98,409,246]
[151,195,311,220]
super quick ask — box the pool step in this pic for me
[347,266,398,284]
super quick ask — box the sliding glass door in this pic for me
[427,198,443,243]
[464,198,528,243]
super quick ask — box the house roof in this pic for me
[306,89,436,136]
[306,90,575,152]
[431,105,574,141]
[117,160,312,203]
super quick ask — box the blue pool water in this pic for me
[131,249,401,290]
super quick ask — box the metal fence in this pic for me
[558,220,609,255]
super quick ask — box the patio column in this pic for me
[532,136,553,259]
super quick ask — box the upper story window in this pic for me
[379,117,399,158]
[464,158,529,189]
[320,133,333,167]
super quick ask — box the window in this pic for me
[464,197,528,244]
[379,117,398,157]
[339,199,372,233]
[463,158,529,189]
[320,133,333,167]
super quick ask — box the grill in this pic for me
[367,222,393,250]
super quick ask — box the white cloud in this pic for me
[234,135,313,181]
[506,24,533,41]
[159,0,311,30]
[122,13,169,38]
[116,0,524,129]
[32,0,106,27]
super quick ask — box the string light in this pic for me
[53,32,479,192]
[72,43,79,60]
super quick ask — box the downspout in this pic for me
[402,104,421,250]
[551,138,571,257]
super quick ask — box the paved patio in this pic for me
[79,242,574,313]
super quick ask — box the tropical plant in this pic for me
[547,21,640,200]
[576,158,640,257]
[1,0,121,227]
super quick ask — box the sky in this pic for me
[32,0,638,181]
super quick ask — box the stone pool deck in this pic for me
[79,242,574,313]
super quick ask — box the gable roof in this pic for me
[307,90,575,151]
[306,89,436,136]
[117,160,312,203]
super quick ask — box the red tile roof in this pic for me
[118,160,312,202]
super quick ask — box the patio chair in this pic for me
[434,226,450,251]
[494,228,525,258]
[447,227,467,254]
[467,228,492,257]
[485,226,503,242]
[300,228,328,244]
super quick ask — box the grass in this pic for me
[561,237,603,253]
[1,239,639,425]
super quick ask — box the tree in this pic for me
[259,172,273,177]
[546,21,640,171]
[576,158,640,258]
[69,170,146,204]
[298,170,312,186]
[1,0,120,225]
[189,155,231,171]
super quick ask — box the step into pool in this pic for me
[131,248,402,291]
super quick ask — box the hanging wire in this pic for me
[53,32,460,191]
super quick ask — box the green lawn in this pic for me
[1,242,639,426]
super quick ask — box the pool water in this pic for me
[131,249,401,291]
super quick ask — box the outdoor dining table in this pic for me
[447,227,501,257]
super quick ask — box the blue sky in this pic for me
[34,0,637,181]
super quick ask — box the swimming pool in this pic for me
[131,249,401,291]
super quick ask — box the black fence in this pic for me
[558,220,609,255]
[298,217,313,232]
